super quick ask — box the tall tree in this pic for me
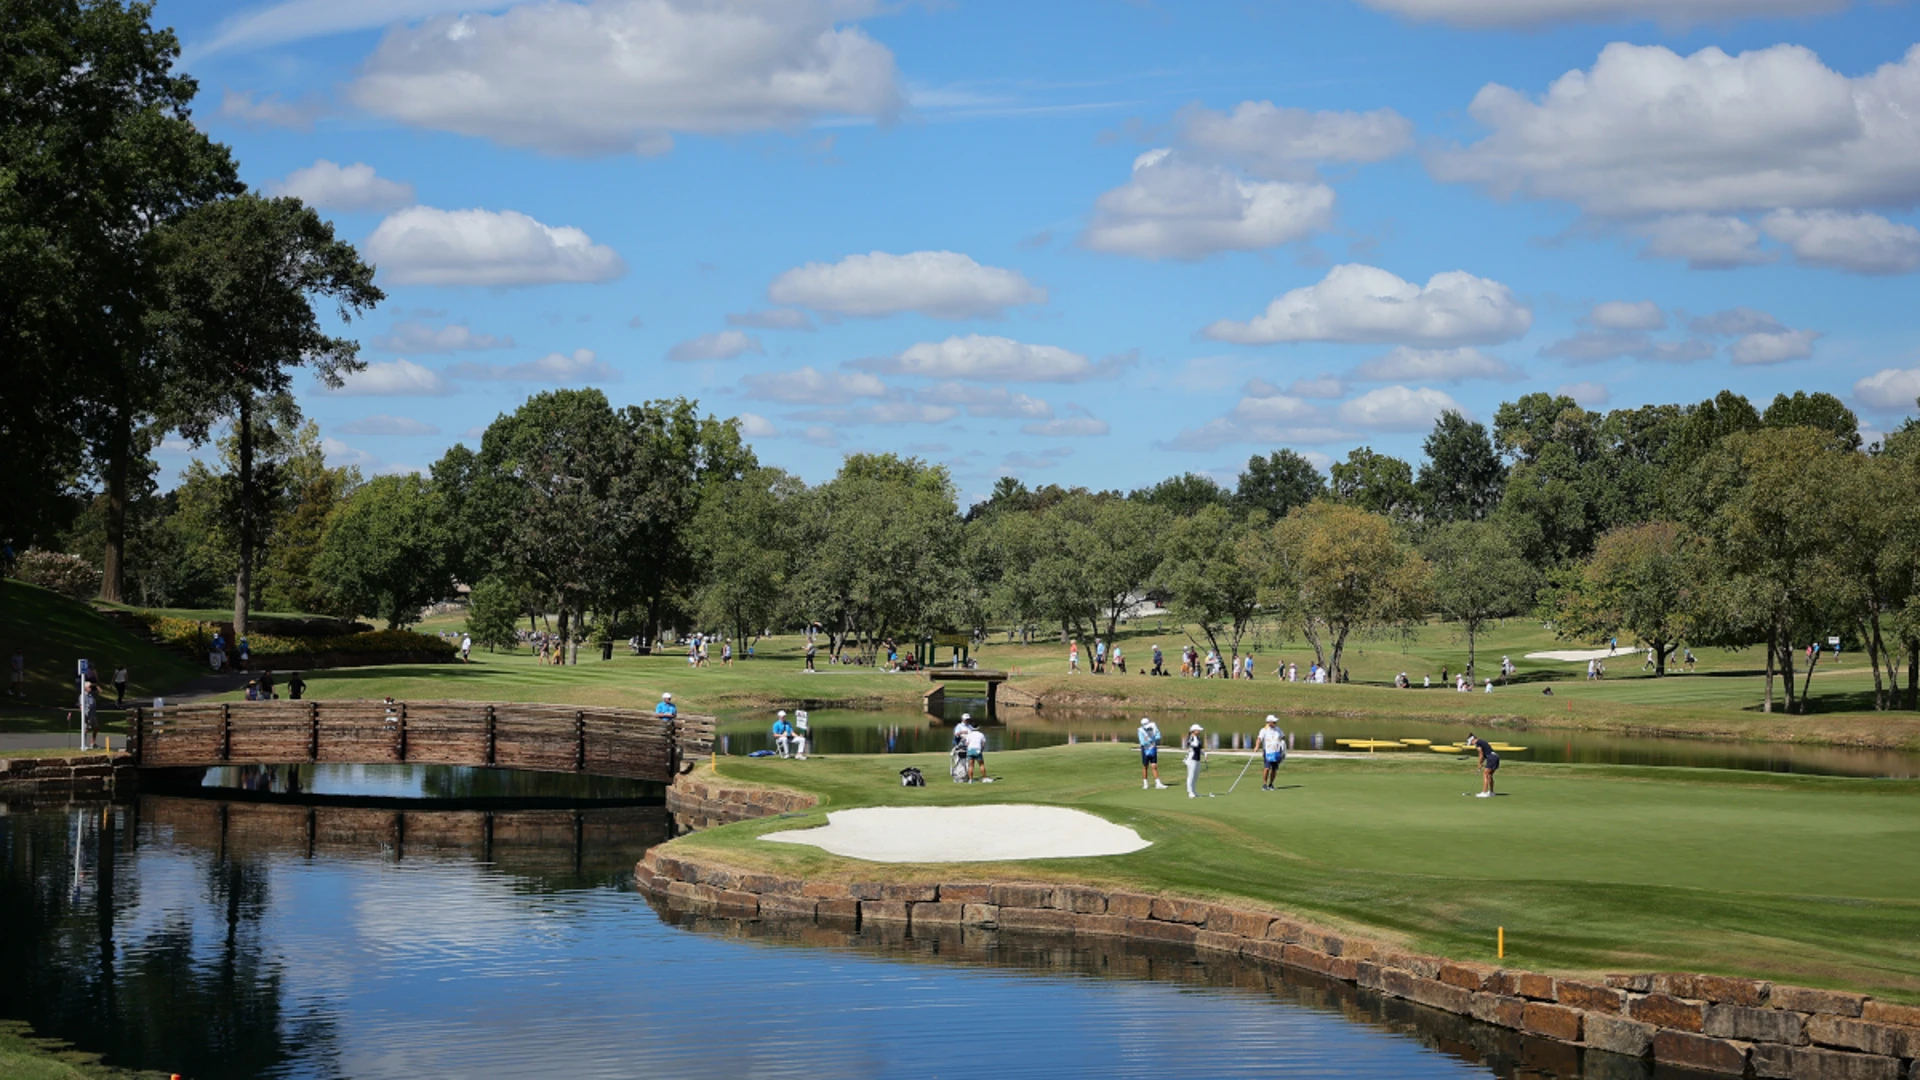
[154,194,381,638]
[1329,446,1419,520]
[1234,449,1325,519]
[1261,502,1428,682]
[1425,520,1537,679]
[1761,391,1861,451]
[1416,411,1505,524]
[1158,504,1264,665]
[691,466,801,650]
[1553,521,1697,676]
[311,474,453,628]
[0,0,239,573]
[1131,472,1231,516]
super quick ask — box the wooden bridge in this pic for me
[921,669,1040,720]
[131,700,715,783]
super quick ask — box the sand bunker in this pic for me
[1524,646,1637,663]
[763,804,1151,864]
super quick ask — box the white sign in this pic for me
[1827,637,1841,646]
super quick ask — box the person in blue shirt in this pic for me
[771,710,795,758]
[1137,717,1166,789]
[655,692,677,721]
[1466,732,1500,798]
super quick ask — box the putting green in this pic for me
[677,743,1920,1000]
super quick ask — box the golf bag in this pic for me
[950,745,971,783]
[900,767,926,787]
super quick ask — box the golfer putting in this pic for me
[1138,717,1167,789]
[1466,732,1500,797]
[1183,723,1205,798]
[1257,715,1287,790]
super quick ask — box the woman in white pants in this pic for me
[1183,723,1205,798]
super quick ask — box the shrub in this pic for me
[15,549,102,599]
[134,613,455,662]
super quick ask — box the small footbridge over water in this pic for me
[131,700,715,782]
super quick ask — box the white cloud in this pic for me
[1558,381,1612,407]
[1205,264,1531,346]
[1002,447,1076,469]
[1082,149,1335,260]
[1357,0,1852,28]
[1336,386,1464,430]
[372,321,513,353]
[741,366,887,405]
[854,335,1116,383]
[1590,300,1666,332]
[335,415,442,436]
[725,308,815,331]
[347,0,902,157]
[328,358,451,396]
[915,383,1053,420]
[736,412,780,438]
[1430,42,1920,218]
[1175,102,1414,179]
[1349,346,1523,383]
[767,251,1045,319]
[799,425,840,448]
[366,207,625,287]
[1730,329,1821,366]
[448,348,619,383]
[1283,375,1347,399]
[1637,215,1772,269]
[321,437,380,469]
[218,89,326,130]
[1021,417,1111,437]
[792,403,959,425]
[1854,367,1920,411]
[1689,307,1786,336]
[1762,210,1920,275]
[268,160,414,212]
[1540,330,1715,364]
[195,0,518,56]
[666,330,763,362]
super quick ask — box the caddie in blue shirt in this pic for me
[1137,716,1166,790]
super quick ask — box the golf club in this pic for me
[1213,755,1255,797]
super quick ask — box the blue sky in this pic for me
[157,0,1920,504]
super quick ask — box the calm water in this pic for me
[718,706,1920,778]
[0,788,1661,1080]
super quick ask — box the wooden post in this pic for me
[130,707,144,765]
[574,710,586,772]
[219,703,231,762]
[484,704,497,766]
[308,701,320,762]
[396,703,408,762]
[986,679,998,721]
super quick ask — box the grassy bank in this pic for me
[666,746,1920,1001]
[0,1021,162,1080]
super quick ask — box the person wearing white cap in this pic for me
[771,710,794,758]
[1258,716,1287,790]
[654,692,677,720]
[1137,717,1166,789]
[1183,723,1205,798]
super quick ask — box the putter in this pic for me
[1214,755,1255,797]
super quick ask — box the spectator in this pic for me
[112,663,128,707]
[287,672,306,700]
[656,692,677,720]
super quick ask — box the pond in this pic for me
[717,705,1920,778]
[0,783,1671,1080]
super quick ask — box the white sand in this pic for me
[1523,645,1637,663]
[763,804,1151,864]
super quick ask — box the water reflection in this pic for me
[1,796,1652,1079]
[185,763,665,805]
[716,706,1920,778]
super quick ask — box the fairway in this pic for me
[674,745,1920,1001]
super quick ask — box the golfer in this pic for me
[1466,732,1500,797]
[964,725,987,782]
[1138,717,1167,789]
[1183,723,1205,799]
[1257,716,1287,790]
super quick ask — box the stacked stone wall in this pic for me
[0,753,135,800]
[663,773,818,830]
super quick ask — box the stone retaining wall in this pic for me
[635,845,1920,1080]
[0,752,136,799]
[663,772,817,830]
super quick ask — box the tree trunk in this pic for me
[1777,636,1799,713]
[99,409,131,603]
[1909,642,1918,711]
[1798,651,1820,711]
[1866,612,1887,711]
[557,607,570,662]
[1653,639,1668,677]
[1328,624,1351,683]
[232,396,254,640]
[1763,626,1775,713]
[1464,619,1477,682]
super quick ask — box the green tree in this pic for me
[1234,449,1325,519]
[1329,446,1419,520]
[1424,520,1537,679]
[311,474,453,628]
[1158,504,1264,665]
[1762,390,1861,451]
[1667,390,1761,467]
[464,576,523,653]
[154,194,381,638]
[1416,411,1505,523]
[691,466,802,650]
[1261,502,1428,682]
[1552,521,1697,676]
[1131,472,1231,516]
[260,422,361,613]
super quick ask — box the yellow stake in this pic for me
[1498,926,1505,959]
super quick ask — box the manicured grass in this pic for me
[0,581,199,715]
[0,1021,159,1079]
[672,745,1920,1001]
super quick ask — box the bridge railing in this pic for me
[131,700,716,783]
